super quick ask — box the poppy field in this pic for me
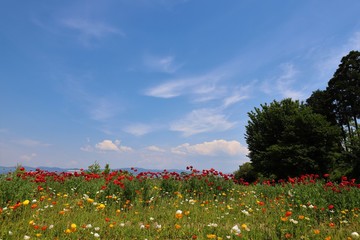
[0,166,360,240]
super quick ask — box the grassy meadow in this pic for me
[0,166,360,239]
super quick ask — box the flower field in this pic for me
[0,167,360,240]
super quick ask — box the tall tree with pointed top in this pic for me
[327,50,360,139]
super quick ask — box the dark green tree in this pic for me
[306,89,337,126]
[234,162,257,183]
[327,50,360,139]
[245,98,341,179]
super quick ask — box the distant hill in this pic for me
[0,166,188,175]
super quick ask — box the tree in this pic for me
[327,50,360,139]
[306,90,337,126]
[234,162,257,183]
[245,99,341,179]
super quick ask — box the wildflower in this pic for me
[97,203,106,210]
[241,210,250,216]
[65,229,71,234]
[298,215,305,220]
[207,234,217,239]
[86,224,92,229]
[59,210,65,215]
[94,227,100,231]
[175,210,183,219]
[175,224,181,229]
[207,223,218,227]
[284,233,292,239]
[314,229,320,234]
[23,200,30,205]
[351,232,360,239]
[24,235,30,240]
[189,199,196,204]
[231,225,241,234]
[285,211,292,217]
[241,223,250,231]
[35,233,42,237]
[94,233,100,238]
[325,236,331,240]
[8,231,13,235]
[70,223,77,232]
[289,218,298,224]
[49,225,54,229]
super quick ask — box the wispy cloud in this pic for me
[88,97,121,121]
[61,18,123,45]
[95,139,132,152]
[222,85,251,108]
[20,153,37,161]
[13,139,51,147]
[315,31,360,80]
[170,108,236,137]
[261,63,305,100]
[171,139,249,156]
[144,60,238,100]
[146,145,166,153]
[61,76,124,122]
[123,123,154,136]
[143,55,182,73]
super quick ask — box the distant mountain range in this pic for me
[0,166,188,175]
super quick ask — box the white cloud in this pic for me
[170,108,236,137]
[144,62,235,100]
[20,153,37,161]
[145,77,197,98]
[14,139,51,147]
[89,97,120,121]
[61,18,122,42]
[143,55,182,73]
[171,139,249,156]
[222,85,251,108]
[316,31,360,80]
[261,63,305,100]
[123,123,153,136]
[80,145,94,152]
[146,145,166,152]
[95,140,132,152]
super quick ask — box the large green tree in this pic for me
[307,51,360,177]
[245,99,341,179]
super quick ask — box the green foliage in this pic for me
[103,163,111,175]
[87,161,101,174]
[246,98,341,179]
[233,162,257,183]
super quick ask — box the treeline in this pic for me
[235,50,360,182]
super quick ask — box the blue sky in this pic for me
[1,1,360,172]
